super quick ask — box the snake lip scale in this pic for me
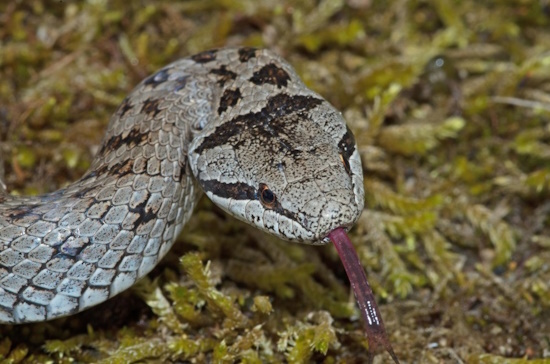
[0,47,364,325]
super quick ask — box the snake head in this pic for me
[188,90,364,244]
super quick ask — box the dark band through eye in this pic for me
[259,183,276,207]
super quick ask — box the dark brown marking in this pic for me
[132,206,158,226]
[201,180,256,201]
[265,93,322,116]
[217,88,241,115]
[85,157,136,180]
[238,47,258,62]
[194,93,323,155]
[118,97,134,118]
[111,158,135,177]
[250,63,291,88]
[141,98,162,117]
[338,125,356,161]
[127,190,157,228]
[191,49,218,64]
[211,65,237,86]
[82,152,182,183]
[97,128,149,157]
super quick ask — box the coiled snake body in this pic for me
[0,48,364,324]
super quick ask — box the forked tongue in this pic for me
[328,228,400,364]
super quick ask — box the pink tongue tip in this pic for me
[328,227,400,364]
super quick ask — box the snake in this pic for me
[0,48,364,324]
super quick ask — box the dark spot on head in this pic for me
[191,49,218,64]
[143,68,170,87]
[218,88,242,115]
[194,93,324,155]
[211,65,237,86]
[238,47,258,62]
[265,94,323,116]
[141,98,162,117]
[250,63,291,88]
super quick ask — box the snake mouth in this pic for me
[320,225,352,244]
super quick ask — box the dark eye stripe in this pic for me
[199,179,298,222]
[200,180,257,200]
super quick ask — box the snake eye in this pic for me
[259,183,276,207]
[339,153,351,175]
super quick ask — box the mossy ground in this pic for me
[0,1,549,363]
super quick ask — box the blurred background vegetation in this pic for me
[0,0,549,363]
